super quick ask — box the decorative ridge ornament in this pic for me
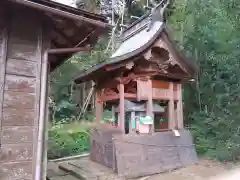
[120,0,170,41]
[147,0,169,31]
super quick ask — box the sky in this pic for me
[52,0,77,7]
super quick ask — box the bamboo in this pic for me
[77,86,94,120]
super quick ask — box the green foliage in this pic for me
[49,38,110,121]
[169,0,240,161]
[47,114,114,159]
[48,37,111,159]
[49,0,240,162]
[48,121,94,159]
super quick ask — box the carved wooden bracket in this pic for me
[143,37,190,78]
[103,88,118,96]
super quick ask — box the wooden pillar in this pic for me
[111,105,115,126]
[146,79,154,132]
[0,17,8,147]
[177,83,184,129]
[42,63,50,180]
[119,83,125,133]
[92,81,95,109]
[117,113,121,127]
[82,83,86,107]
[130,111,135,134]
[168,82,175,129]
[95,90,103,123]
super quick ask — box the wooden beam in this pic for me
[48,45,90,54]
[168,82,175,130]
[95,90,103,123]
[104,63,125,71]
[130,111,135,134]
[119,83,125,133]
[152,88,179,101]
[0,16,9,146]
[100,94,119,102]
[34,20,45,180]
[112,105,115,126]
[124,93,137,99]
[104,61,134,71]
[52,25,74,46]
[176,83,184,129]
[100,93,137,102]
[146,79,154,132]
[155,129,170,132]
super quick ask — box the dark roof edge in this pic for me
[41,0,108,21]
[9,0,112,29]
[74,26,198,84]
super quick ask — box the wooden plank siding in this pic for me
[0,10,49,180]
[152,80,178,91]
[4,74,36,93]
[2,108,35,126]
[152,88,179,100]
[6,58,36,77]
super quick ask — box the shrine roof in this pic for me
[74,9,197,84]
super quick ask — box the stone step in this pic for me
[49,175,82,180]
[59,162,97,180]
[58,157,125,180]
[47,161,68,179]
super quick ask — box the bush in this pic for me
[48,121,93,159]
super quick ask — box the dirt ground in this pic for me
[48,157,238,180]
[146,159,234,180]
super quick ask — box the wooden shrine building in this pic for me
[0,0,109,179]
[74,7,198,179]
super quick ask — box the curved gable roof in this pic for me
[74,11,197,83]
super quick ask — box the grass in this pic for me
[48,110,113,159]
[48,121,95,160]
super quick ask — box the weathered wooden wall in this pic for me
[113,130,198,178]
[0,7,50,180]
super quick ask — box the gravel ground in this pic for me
[147,159,234,180]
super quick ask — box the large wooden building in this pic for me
[0,0,109,179]
[74,7,198,178]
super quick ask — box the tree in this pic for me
[169,0,240,161]
[51,0,240,161]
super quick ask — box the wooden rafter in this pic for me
[52,24,74,46]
